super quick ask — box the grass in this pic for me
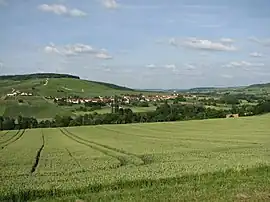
[0,77,163,98]
[0,96,73,119]
[74,106,157,115]
[0,114,270,201]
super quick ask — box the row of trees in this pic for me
[1,101,270,131]
[0,73,80,81]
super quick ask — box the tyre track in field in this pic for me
[1,129,25,150]
[65,148,84,171]
[31,130,45,174]
[96,126,169,141]
[138,126,260,145]
[97,126,190,148]
[59,128,130,167]
[0,129,20,145]
[0,130,9,138]
[63,128,151,165]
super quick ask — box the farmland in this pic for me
[0,114,270,201]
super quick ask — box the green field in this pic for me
[0,115,270,201]
[0,96,73,119]
[74,106,157,115]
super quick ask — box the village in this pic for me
[5,88,199,105]
[49,93,188,105]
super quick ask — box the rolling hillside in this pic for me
[0,73,139,118]
[0,73,134,97]
[0,73,160,119]
[245,82,270,94]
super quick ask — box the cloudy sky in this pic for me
[0,0,270,89]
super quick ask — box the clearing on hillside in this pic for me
[0,114,270,201]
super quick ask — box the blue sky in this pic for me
[0,0,269,89]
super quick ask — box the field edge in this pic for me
[1,164,270,201]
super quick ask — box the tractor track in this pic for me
[0,129,21,145]
[63,128,151,165]
[1,129,25,150]
[30,130,45,174]
[59,128,130,167]
[96,126,170,141]
[65,147,83,170]
[137,125,259,145]
[0,130,9,138]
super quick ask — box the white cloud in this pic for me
[38,4,87,17]
[95,52,113,60]
[184,38,237,51]
[145,64,156,68]
[38,4,67,15]
[64,44,94,55]
[44,43,112,60]
[69,9,87,17]
[164,64,179,73]
[248,37,270,46]
[0,61,3,68]
[223,61,264,68]
[164,64,176,69]
[169,38,178,47]
[101,0,119,9]
[184,63,196,70]
[44,44,60,54]
[220,38,234,43]
[249,52,263,57]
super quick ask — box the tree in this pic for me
[0,116,4,130]
[2,117,15,130]
[17,115,23,129]
[220,95,240,105]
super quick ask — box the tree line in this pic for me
[0,73,80,81]
[0,100,270,131]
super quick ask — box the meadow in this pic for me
[0,114,270,201]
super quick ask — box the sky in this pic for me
[0,0,270,89]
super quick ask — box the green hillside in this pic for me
[244,83,270,94]
[0,73,135,97]
[36,78,134,97]
[0,73,154,119]
[0,96,72,119]
[186,82,270,95]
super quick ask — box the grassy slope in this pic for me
[244,83,270,94]
[74,106,157,115]
[0,114,269,201]
[0,77,160,118]
[186,82,270,95]
[0,78,136,97]
[0,96,73,119]
[36,78,136,97]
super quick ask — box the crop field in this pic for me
[0,115,270,201]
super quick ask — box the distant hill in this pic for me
[247,83,270,88]
[0,73,135,97]
[0,73,151,119]
[0,73,80,80]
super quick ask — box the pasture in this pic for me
[0,96,73,119]
[74,106,157,115]
[0,115,270,201]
